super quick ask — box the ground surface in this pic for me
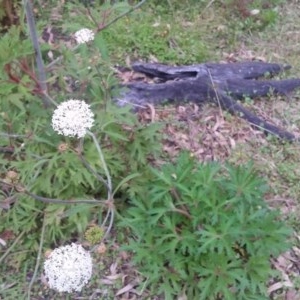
[2,0,300,299]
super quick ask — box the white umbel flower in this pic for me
[52,99,94,138]
[74,28,95,44]
[44,243,93,293]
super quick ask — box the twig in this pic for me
[25,190,103,205]
[46,46,79,70]
[0,180,105,205]
[87,5,112,30]
[98,0,148,32]
[23,0,51,107]
[27,215,46,300]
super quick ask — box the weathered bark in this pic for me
[116,61,300,141]
[131,61,289,81]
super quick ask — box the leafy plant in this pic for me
[0,0,162,274]
[0,0,297,298]
[119,152,292,299]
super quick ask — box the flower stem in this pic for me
[27,215,46,300]
[87,131,112,197]
[97,0,148,32]
[103,208,114,240]
[87,131,115,241]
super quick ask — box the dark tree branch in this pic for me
[131,61,290,81]
[116,61,300,142]
[23,0,50,107]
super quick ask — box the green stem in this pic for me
[25,190,102,205]
[87,131,112,196]
[0,132,28,138]
[97,0,148,32]
[86,131,115,242]
[78,153,109,189]
[92,207,114,252]
[0,180,105,205]
[27,215,46,300]
[43,92,58,106]
[23,0,51,107]
[103,208,114,240]
[100,204,111,227]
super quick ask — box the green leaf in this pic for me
[113,172,140,196]
[94,33,109,61]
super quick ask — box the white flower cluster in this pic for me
[44,243,93,293]
[74,28,95,44]
[52,99,94,138]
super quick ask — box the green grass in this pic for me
[101,6,210,64]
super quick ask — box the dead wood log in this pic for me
[116,61,300,141]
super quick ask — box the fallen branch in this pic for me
[117,61,300,141]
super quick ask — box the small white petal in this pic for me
[44,243,93,293]
[74,28,95,44]
[250,9,260,16]
[52,99,94,138]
